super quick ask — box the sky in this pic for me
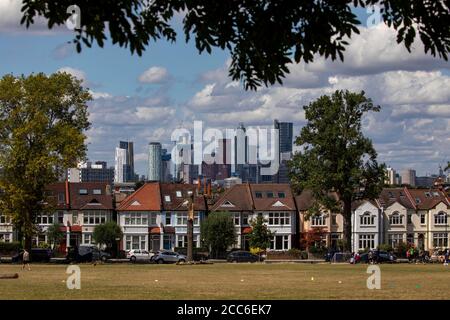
[1,0,449,177]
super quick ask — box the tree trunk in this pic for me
[342,198,352,252]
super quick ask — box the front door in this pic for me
[150,235,160,252]
[70,233,81,248]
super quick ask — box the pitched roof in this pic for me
[406,188,450,210]
[351,199,380,211]
[378,188,415,210]
[46,182,70,210]
[69,182,114,210]
[294,190,339,211]
[117,182,161,211]
[250,184,296,211]
[210,184,253,212]
[160,183,207,211]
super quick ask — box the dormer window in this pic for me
[176,191,182,198]
[255,192,263,198]
[278,192,286,198]
[425,192,431,198]
[93,189,102,195]
[164,195,171,202]
[79,189,88,195]
[415,198,421,204]
[267,192,274,198]
[388,192,394,198]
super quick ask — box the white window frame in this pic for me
[433,233,448,248]
[269,235,290,250]
[358,234,375,250]
[434,212,448,225]
[360,212,375,226]
[389,212,403,225]
[125,235,146,250]
[268,212,291,226]
[83,211,108,225]
[311,214,326,227]
[124,212,148,226]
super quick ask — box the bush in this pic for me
[266,249,308,260]
[0,241,21,254]
[37,242,50,249]
[395,242,408,258]
[378,244,393,252]
[308,245,327,254]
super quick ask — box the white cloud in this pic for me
[138,66,170,84]
[0,0,66,34]
[57,67,87,85]
[184,24,450,176]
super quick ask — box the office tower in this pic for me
[161,149,172,182]
[114,147,126,183]
[73,161,115,184]
[148,142,162,182]
[274,119,293,154]
[401,169,416,187]
[216,138,231,180]
[234,123,249,180]
[114,141,135,183]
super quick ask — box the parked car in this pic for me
[12,248,53,263]
[227,251,260,263]
[358,251,396,264]
[151,251,187,264]
[126,249,154,263]
[67,245,111,263]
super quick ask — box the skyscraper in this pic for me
[148,142,162,182]
[401,169,416,187]
[274,119,293,154]
[114,141,135,183]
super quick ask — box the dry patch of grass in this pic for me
[0,263,449,300]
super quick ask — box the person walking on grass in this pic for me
[22,249,31,271]
[444,249,449,266]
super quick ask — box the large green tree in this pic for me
[200,212,236,258]
[46,223,65,249]
[93,221,123,249]
[19,1,450,90]
[0,72,91,249]
[248,214,273,252]
[289,90,386,251]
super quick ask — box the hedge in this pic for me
[0,241,21,254]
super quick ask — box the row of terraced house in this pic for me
[0,181,449,253]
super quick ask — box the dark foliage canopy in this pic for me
[20,1,450,90]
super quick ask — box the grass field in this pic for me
[0,263,449,300]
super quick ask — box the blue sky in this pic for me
[1,1,449,177]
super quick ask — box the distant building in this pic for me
[386,167,396,185]
[148,142,162,182]
[68,161,114,184]
[224,177,242,189]
[416,176,437,188]
[114,141,135,183]
[401,169,416,187]
[274,119,293,154]
[161,149,172,182]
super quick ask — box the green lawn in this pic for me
[0,263,449,300]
